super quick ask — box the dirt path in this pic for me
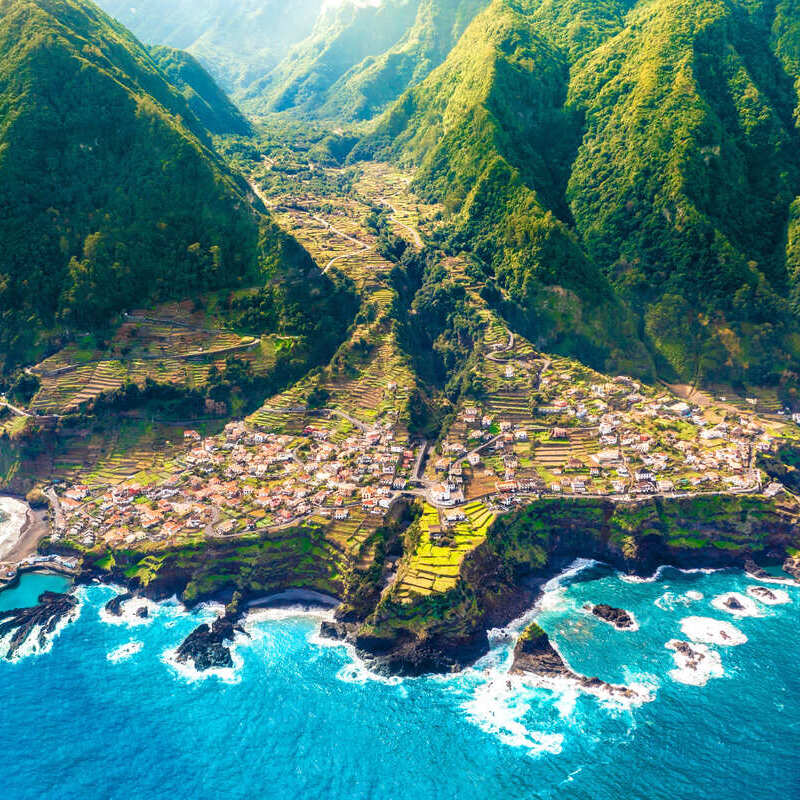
[379,199,424,248]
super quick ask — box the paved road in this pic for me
[0,397,31,418]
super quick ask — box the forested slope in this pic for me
[150,46,252,135]
[357,0,800,384]
[0,0,350,369]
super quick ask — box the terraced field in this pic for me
[393,501,494,601]
[43,422,189,487]
[27,309,270,415]
[531,429,600,470]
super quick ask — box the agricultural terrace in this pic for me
[26,297,278,415]
[255,163,419,430]
[393,501,495,601]
[438,337,800,504]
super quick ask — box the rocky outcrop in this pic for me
[744,558,770,580]
[748,586,778,602]
[0,591,78,659]
[104,592,133,617]
[783,555,800,582]
[510,622,636,699]
[355,627,491,677]
[587,603,635,630]
[319,620,355,642]
[175,612,246,672]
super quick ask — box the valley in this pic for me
[5,141,800,672]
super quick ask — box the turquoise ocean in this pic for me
[1,564,798,800]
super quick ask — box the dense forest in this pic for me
[0,0,350,371]
[354,0,800,384]
[6,0,800,389]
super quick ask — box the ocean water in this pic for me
[1,565,798,800]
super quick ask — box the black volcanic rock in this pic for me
[588,603,635,630]
[176,613,246,672]
[319,621,354,642]
[0,592,78,659]
[745,559,770,580]
[511,622,636,699]
[749,586,777,602]
[136,606,149,619]
[104,592,133,617]
[724,596,744,611]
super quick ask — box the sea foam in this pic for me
[666,640,724,687]
[710,592,762,618]
[107,640,143,663]
[680,616,747,646]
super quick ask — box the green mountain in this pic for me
[150,45,252,135]
[249,0,422,117]
[95,0,325,95]
[358,0,651,374]
[318,0,489,121]
[0,0,347,368]
[358,0,800,384]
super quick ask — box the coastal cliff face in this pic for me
[354,494,800,675]
[41,491,800,676]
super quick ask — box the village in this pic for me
[33,159,800,566]
[50,360,790,556]
[45,158,798,556]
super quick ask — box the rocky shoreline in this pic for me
[7,491,796,677]
[0,591,78,659]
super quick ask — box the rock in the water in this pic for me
[588,603,635,630]
[175,613,245,672]
[744,558,770,580]
[319,620,353,642]
[724,595,744,611]
[135,606,149,619]
[511,622,636,699]
[510,623,570,679]
[104,592,133,617]
[0,592,78,659]
[748,586,777,602]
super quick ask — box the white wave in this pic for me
[621,565,719,584]
[542,558,599,593]
[107,640,143,663]
[710,592,762,618]
[680,616,747,646]
[334,658,403,686]
[744,571,799,587]
[655,590,703,612]
[666,640,724,687]
[462,676,564,756]
[746,586,791,606]
[98,597,162,628]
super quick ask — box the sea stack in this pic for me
[587,604,636,630]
